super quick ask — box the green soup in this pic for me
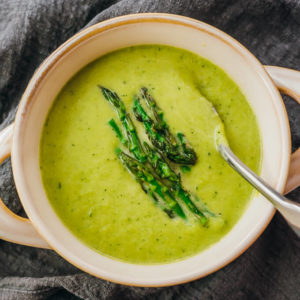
[40,45,261,264]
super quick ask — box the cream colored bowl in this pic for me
[0,14,299,287]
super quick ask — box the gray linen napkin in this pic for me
[0,0,299,299]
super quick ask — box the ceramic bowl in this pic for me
[0,13,299,286]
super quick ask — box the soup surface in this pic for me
[40,45,261,264]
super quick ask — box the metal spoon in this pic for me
[218,144,300,237]
[198,93,300,236]
[211,108,300,237]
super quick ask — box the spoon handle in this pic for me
[219,145,300,237]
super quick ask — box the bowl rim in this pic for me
[11,13,290,286]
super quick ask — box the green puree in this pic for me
[40,45,261,264]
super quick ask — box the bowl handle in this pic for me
[265,66,300,194]
[0,124,50,248]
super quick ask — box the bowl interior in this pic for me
[12,14,290,286]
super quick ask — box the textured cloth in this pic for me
[0,0,300,299]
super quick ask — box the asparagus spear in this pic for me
[143,142,208,224]
[116,149,186,219]
[100,86,147,162]
[108,105,186,219]
[141,87,197,164]
[101,86,208,223]
[133,88,197,165]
